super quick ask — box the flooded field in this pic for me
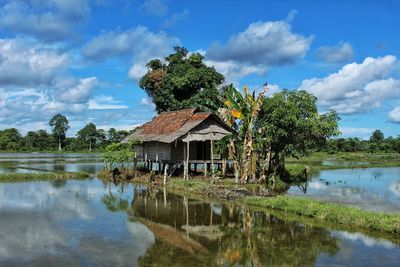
[289,167,400,213]
[0,153,399,266]
[0,153,103,174]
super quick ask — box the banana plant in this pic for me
[219,84,267,184]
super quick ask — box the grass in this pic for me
[163,178,400,235]
[245,196,400,234]
[0,171,92,182]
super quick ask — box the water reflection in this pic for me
[0,179,399,266]
[0,153,103,174]
[290,167,400,213]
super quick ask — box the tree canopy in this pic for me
[49,114,70,151]
[77,123,98,151]
[139,46,225,113]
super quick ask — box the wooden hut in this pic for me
[123,108,233,179]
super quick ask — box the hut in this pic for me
[123,108,233,179]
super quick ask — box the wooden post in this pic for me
[222,158,227,178]
[163,163,168,185]
[185,134,190,180]
[211,136,214,181]
[204,161,207,177]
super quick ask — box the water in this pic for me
[0,153,103,174]
[0,178,397,266]
[289,168,400,213]
[0,154,400,266]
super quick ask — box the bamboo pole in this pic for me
[211,136,214,181]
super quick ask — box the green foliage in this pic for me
[49,114,70,150]
[77,123,97,151]
[101,142,135,167]
[370,129,384,142]
[139,46,225,113]
[0,128,22,150]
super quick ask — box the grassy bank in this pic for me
[286,151,400,176]
[164,178,400,235]
[0,172,92,182]
[245,196,400,234]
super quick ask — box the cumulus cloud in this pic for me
[388,106,400,123]
[0,38,69,86]
[316,42,354,63]
[139,0,168,17]
[140,97,155,107]
[88,95,129,110]
[82,26,180,80]
[205,16,313,80]
[0,0,90,42]
[58,77,98,103]
[300,55,400,114]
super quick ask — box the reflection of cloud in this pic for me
[0,181,95,220]
[0,211,67,260]
[389,182,400,196]
[308,180,328,190]
[337,231,395,249]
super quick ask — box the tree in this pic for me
[370,129,384,142]
[49,114,70,151]
[77,123,97,152]
[219,84,267,183]
[0,128,22,151]
[139,46,225,113]
[101,143,134,169]
[256,90,340,178]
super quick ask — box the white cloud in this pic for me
[140,98,155,107]
[301,55,400,114]
[58,77,98,103]
[88,95,129,110]
[340,127,374,137]
[0,38,69,86]
[316,42,354,63]
[0,0,90,42]
[205,16,313,81]
[82,26,180,80]
[388,106,400,123]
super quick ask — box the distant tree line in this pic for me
[321,130,400,153]
[0,114,131,152]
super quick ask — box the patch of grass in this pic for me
[245,195,400,234]
[0,172,91,182]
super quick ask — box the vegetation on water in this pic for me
[0,171,91,182]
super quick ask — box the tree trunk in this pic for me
[89,139,92,152]
[58,137,62,151]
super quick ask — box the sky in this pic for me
[0,0,399,139]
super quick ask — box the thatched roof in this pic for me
[124,108,233,143]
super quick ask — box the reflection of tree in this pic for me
[50,179,67,188]
[101,192,129,212]
[131,191,340,267]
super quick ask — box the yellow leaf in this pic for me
[243,84,247,94]
[224,100,232,107]
[231,109,242,119]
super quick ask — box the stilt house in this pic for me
[123,108,233,178]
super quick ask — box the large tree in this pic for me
[0,128,22,151]
[139,46,225,113]
[49,114,70,151]
[77,123,97,152]
[255,90,340,178]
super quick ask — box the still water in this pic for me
[0,153,103,174]
[289,167,400,213]
[0,178,399,267]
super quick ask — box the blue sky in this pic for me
[0,0,399,139]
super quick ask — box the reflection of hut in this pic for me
[123,108,233,178]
